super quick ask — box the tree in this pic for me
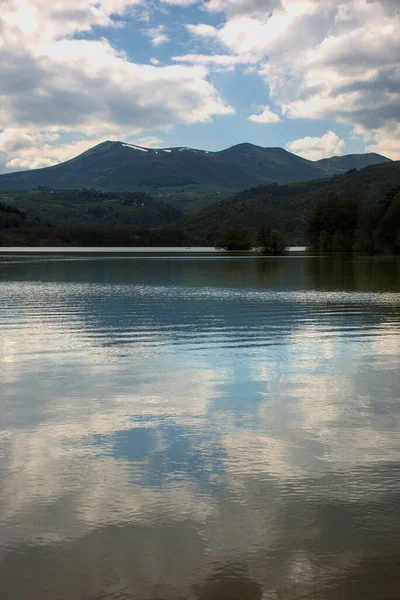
[215,228,253,251]
[306,193,359,251]
[256,224,288,254]
[375,192,400,254]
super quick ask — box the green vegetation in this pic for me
[0,201,27,228]
[0,198,193,247]
[256,224,288,254]
[0,223,194,248]
[0,161,399,251]
[214,224,288,253]
[215,228,253,251]
[181,161,400,244]
[307,187,400,253]
[0,189,181,228]
[154,185,234,214]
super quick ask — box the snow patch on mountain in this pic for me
[121,143,148,152]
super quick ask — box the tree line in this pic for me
[0,187,399,254]
[307,187,400,253]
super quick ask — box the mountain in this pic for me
[0,142,255,194]
[316,152,390,173]
[180,160,400,244]
[215,144,334,182]
[0,141,391,213]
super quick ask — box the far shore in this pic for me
[0,246,307,253]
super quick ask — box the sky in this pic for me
[0,0,399,173]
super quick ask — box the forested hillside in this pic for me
[0,189,182,228]
[1,161,399,248]
[181,161,400,244]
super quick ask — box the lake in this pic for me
[0,251,399,599]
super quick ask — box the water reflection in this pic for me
[0,254,399,599]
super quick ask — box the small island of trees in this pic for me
[215,224,288,254]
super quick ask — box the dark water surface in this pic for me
[0,252,399,600]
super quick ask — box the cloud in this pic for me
[0,38,232,131]
[365,121,400,159]
[145,25,169,46]
[186,23,218,37]
[0,0,234,172]
[161,0,198,5]
[172,53,257,72]
[205,0,282,17]
[249,105,281,123]
[285,131,345,161]
[132,135,165,148]
[0,0,139,40]
[186,0,400,159]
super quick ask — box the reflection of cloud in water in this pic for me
[0,257,400,599]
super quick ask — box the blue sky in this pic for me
[0,0,399,172]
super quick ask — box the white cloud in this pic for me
[0,0,139,40]
[186,0,400,159]
[0,0,234,172]
[186,23,218,37]
[365,121,400,159]
[132,135,164,148]
[172,52,256,72]
[0,130,109,171]
[249,105,281,123]
[145,25,169,46]
[161,0,198,5]
[285,131,345,161]
[205,0,281,17]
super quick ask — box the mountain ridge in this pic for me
[1,160,399,246]
[0,141,391,211]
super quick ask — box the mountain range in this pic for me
[2,158,399,245]
[0,141,391,213]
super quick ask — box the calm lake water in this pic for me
[0,251,399,600]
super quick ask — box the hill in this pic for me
[316,153,389,173]
[0,195,190,247]
[0,189,182,229]
[0,141,390,213]
[180,161,400,244]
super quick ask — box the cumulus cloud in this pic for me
[0,0,234,172]
[285,131,345,161]
[365,121,400,159]
[0,0,138,40]
[187,0,400,158]
[249,105,281,123]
